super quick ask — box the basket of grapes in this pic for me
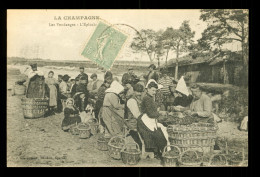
[107,136,125,160]
[162,145,181,167]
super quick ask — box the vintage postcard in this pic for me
[7,9,248,167]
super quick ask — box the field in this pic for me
[7,65,248,167]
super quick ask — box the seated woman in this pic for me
[102,80,125,137]
[137,80,170,159]
[125,83,144,150]
[61,98,81,131]
[189,84,214,123]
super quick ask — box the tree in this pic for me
[199,9,249,71]
[199,9,249,86]
[160,21,195,79]
[130,29,162,62]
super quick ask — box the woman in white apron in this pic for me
[137,79,170,159]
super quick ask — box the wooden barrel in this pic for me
[21,98,49,119]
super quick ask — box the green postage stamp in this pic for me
[81,21,128,70]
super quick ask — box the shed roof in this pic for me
[163,51,242,68]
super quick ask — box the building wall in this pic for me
[168,62,244,86]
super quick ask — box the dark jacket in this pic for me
[141,93,160,119]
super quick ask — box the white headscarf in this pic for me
[175,76,190,96]
[145,79,163,89]
[105,80,124,94]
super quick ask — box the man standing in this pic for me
[145,64,159,84]
[158,69,175,110]
[77,67,89,86]
[122,68,139,86]
[58,75,63,83]
[88,73,103,98]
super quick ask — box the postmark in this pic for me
[81,21,128,70]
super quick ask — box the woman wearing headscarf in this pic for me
[61,98,81,131]
[137,79,170,159]
[102,80,125,136]
[45,71,59,115]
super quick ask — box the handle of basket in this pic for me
[121,142,140,152]
[162,145,181,157]
[209,154,227,166]
[179,149,201,164]
[108,135,125,146]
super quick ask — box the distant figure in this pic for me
[58,75,63,83]
[77,67,89,86]
[88,73,103,98]
[71,77,80,98]
[95,77,112,121]
[158,69,175,110]
[145,64,159,84]
[59,74,71,99]
[25,63,49,99]
[45,71,59,115]
[122,68,139,86]
[69,79,75,93]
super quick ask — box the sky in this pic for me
[7,10,241,62]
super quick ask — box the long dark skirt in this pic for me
[26,75,47,98]
[137,118,167,153]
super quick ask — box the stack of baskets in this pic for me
[167,122,218,153]
[21,98,49,119]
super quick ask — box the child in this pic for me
[61,98,81,131]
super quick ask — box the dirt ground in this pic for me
[7,65,248,167]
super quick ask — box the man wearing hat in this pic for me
[158,69,176,110]
[59,74,71,99]
[145,64,159,84]
[71,77,80,97]
[87,73,103,98]
[121,68,139,86]
[77,67,89,85]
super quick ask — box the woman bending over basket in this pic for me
[137,80,170,159]
[61,98,82,132]
[102,80,125,137]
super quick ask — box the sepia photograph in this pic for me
[7,9,248,167]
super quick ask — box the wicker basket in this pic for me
[77,123,91,139]
[167,123,218,153]
[108,136,125,160]
[179,148,204,167]
[121,143,141,165]
[162,145,181,167]
[69,123,79,135]
[206,154,228,167]
[88,118,99,135]
[14,84,26,95]
[21,98,49,119]
[97,135,111,151]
